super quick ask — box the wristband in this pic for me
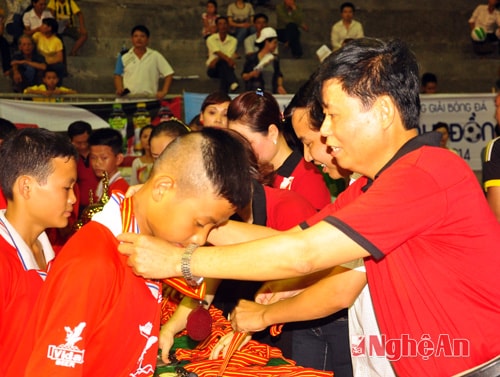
[181,244,203,287]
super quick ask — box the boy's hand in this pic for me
[125,184,143,198]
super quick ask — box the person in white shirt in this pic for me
[331,2,364,51]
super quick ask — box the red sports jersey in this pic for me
[0,236,46,375]
[273,150,331,210]
[15,198,162,376]
[304,134,500,375]
[76,155,99,208]
[0,189,6,210]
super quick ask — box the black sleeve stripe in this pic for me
[299,221,309,230]
[322,216,385,261]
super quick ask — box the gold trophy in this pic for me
[74,172,110,230]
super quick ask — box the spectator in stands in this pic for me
[200,90,231,128]
[242,27,286,94]
[276,0,308,59]
[227,0,255,50]
[330,2,363,51]
[206,16,239,93]
[46,0,87,56]
[483,92,500,221]
[5,0,31,46]
[244,12,270,56]
[22,0,53,36]
[114,25,174,99]
[10,34,46,92]
[24,67,75,100]
[32,17,65,83]
[0,6,12,76]
[469,0,500,54]
[421,72,438,94]
[202,0,219,40]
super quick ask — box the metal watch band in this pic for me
[181,243,203,288]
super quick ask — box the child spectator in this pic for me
[46,0,87,56]
[88,127,129,201]
[200,90,231,128]
[130,125,154,185]
[67,120,99,214]
[23,67,75,100]
[10,128,252,376]
[0,128,77,375]
[202,0,219,39]
[32,17,65,82]
[10,34,46,92]
[22,0,53,36]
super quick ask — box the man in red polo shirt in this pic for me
[118,38,500,376]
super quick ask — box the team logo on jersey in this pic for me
[47,322,86,367]
[130,321,158,377]
[279,176,295,190]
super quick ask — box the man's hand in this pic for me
[231,300,270,333]
[117,233,182,279]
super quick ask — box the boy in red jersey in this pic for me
[9,128,252,376]
[88,127,129,200]
[0,128,77,375]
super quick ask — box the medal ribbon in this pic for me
[119,195,206,300]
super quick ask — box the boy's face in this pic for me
[131,30,149,49]
[29,157,77,229]
[43,71,59,90]
[148,183,235,247]
[89,145,123,179]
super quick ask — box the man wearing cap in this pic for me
[242,26,286,94]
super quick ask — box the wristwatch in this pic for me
[181,244,204,288]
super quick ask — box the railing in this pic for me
[0,93,182,103]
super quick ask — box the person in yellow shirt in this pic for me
[24,67,75,101]
[32,17,66,82]
[47,0,87,56]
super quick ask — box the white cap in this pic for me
[256,27,278,43]
[316,44,332,63]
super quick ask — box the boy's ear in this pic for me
[151,175,175,202]
[16,175,35,199]
[116,153,124,166]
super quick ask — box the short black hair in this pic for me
[68,121,92,140]
[42,18,58,34]
[432,122,448,132]
[88,128,124,155]
[340,2,355,12]
[0,118,17,141]
[253,13,268,23]
[0,128,77,200]
[421,72,437,86]
[43,67,59,78]
[131,25,150,38]
[150,119,190,141]
[316,38,421,130]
